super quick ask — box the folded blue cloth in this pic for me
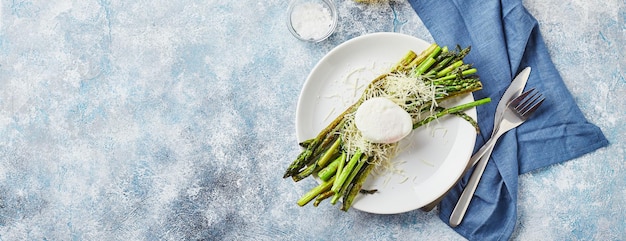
[407,0,609,240]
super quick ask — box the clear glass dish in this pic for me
[286,0,338,42]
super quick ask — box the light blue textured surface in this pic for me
[0,1,623,240]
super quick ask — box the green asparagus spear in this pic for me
[318,154,342,182]
[330,150,362,204]
[297,175,336,207]
[341,162,375,211]
[413,97,491,129]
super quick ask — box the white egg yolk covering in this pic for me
[354,97,413,144]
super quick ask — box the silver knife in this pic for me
[467,67,531,167]
[449,67,531,227]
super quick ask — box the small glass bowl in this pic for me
[286,0,338,42]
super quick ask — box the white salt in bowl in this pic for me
[287,0,338,42]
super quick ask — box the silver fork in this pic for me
[449,88,545,227]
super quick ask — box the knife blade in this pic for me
[467,66,531,167]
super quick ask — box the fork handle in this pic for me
[449,143,495,227]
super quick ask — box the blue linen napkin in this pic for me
[407,0,609,240]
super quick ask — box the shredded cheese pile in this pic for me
[341,71,442,166]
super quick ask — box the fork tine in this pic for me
[509,87,534,107]
[517,89,540,112]
[521,96,544,117]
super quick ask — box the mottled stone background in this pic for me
[0,0,623,240]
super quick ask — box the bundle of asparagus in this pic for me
[284,43,491,211]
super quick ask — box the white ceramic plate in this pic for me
[295,32,477,214]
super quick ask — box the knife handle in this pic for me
[449,143,495,227]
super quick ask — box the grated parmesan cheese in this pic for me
[340,71,440,171]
